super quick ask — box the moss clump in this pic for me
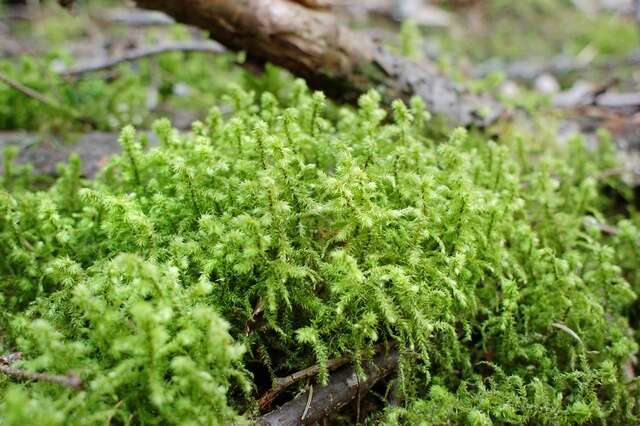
[1,82,639,424]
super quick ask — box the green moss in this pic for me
[1,83,640,424]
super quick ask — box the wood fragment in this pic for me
[257,349,398,426]
[95,7,175,26]
[257,354,352,411]
[583,217,620,236]
[0,354,84,390]
[0,71,96,127]
[300,384,313,421]
[0,72,76,118]
[0,352,23,365]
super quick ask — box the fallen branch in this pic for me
[583,217,620,237]
[61,40,226,77]
[0,365,84,390]
[258,355,351,411]
[0,352,23,365]
[0,71,96,127]
[257,343,390,411]
[257,349,398,426]
[134,0,501,127]
[0,353,83,390]
[93,7,175,26]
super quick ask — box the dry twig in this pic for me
[61,41,226,77]
[257,349,398,426]
[0,71,96,127]
[0,352,23,365]
[257,354,352,411]
[0,353,83,390]
[257,343,388,411]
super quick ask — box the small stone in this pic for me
[534,73,560,95]
[499,80,520,98]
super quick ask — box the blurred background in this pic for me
[0,0,638,177]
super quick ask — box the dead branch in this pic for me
[0,353,83,390]
[134,0,501,127]
[94,7,175,26]
[583,217,620,237]
[0,352,23,365]
[258,355,351,411]
[0,71,97,127]
[257,343,390,411]
[257,349,398,425]
[0,71,76,117]
[61,41,226,77]
[595,92,640,109]
[0,365,83,390]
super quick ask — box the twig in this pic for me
[244,297,265,335]
[105,400,125,426]
[0,352,22,365]
[0,356,83,390]
[61,41,226,77]
[257,343,389,411]
[0,72,75,117]
[355,373,361,423]
[257,354,352,411]
[257,349,398,426]
[595,92,640,108]
[583,217,620,236]
[300,384,313,421]
[0,71,95,127]
[95,8,175,27]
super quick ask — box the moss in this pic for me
[0,81,639,424]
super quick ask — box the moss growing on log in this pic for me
[1,82,640,424]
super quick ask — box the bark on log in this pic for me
[134,0,501,127]
[256,350,398,426]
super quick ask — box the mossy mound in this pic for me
[1,82,639,424]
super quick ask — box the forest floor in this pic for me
[1,1,640,424]
[1,1,638,159]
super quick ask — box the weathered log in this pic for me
[134,0,501,127]
[256,349,398,426]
